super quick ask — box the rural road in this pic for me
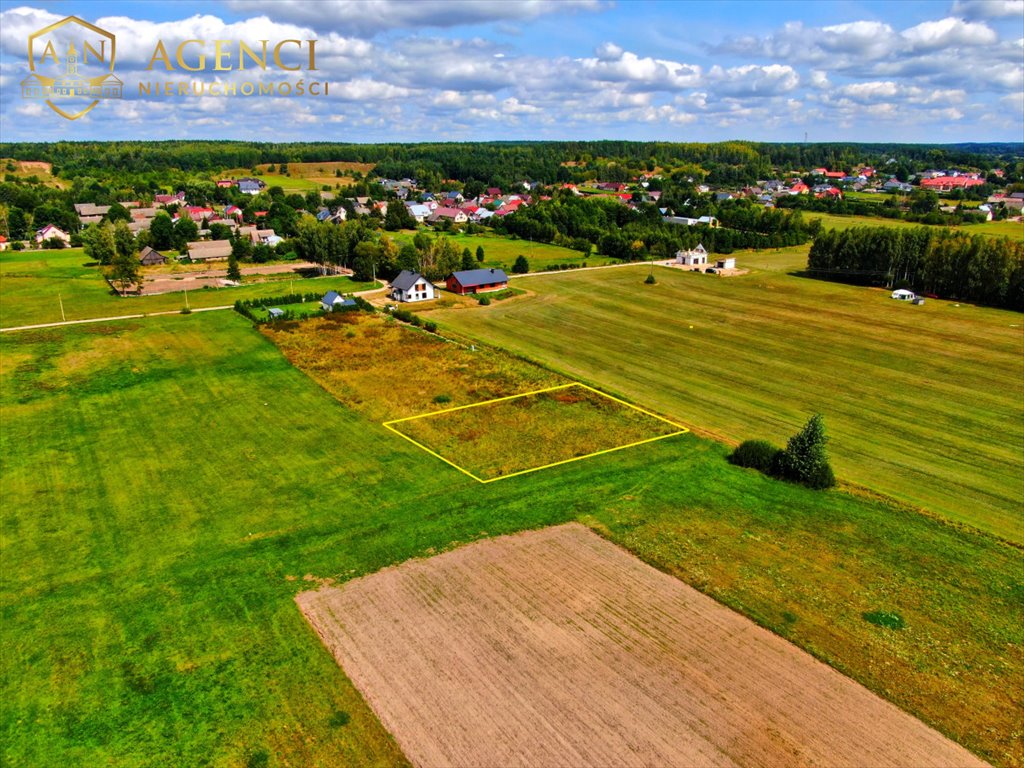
[0,284,389,333]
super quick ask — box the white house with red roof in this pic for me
[35,224,71,245]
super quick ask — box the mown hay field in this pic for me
[391,383,684,480]
[299,524,987,768]
[2,310,1021,766]
[429,264,1024,542]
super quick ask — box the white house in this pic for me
[390,270,437,303]
[675,244,708,266]
[35,224,71,245]
[405,204,431,223]
[716,257,736,270]
[891,289,916,301]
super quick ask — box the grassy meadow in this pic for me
[0,248,375,328]
[1,310,1021,766]
[808,211,1024,241]
[428,264,1024,542]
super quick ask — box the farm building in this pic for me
[446,268,509,295]
[138,246,167,266]
[892,289,916,301]
[186,241,232,262]
[716,258,736,270]
[676,244,708,266]
[268,308,285,319]
[321,291,357,311]
[390,271,437,303]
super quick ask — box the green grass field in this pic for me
[1,311,1020,766]
[808,212,1023,241]
[391,231,613,271]
[429,264,1024,542]
[0,249,376,328]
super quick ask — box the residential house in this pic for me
[892,289,916,301]
[138,246,167,266]
[237,179,262,195]
[216,179,235,188]
[429,207,468,224]
[445,268,509,295]
[35,224,70,245]
[321,291,357,311]
[154,192,186,207]
[0,236,8,251]
[406,203,431,223]
[675,244,708,266]
[390,271,437,303]
[716,257,736,270]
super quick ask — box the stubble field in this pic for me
[299,523,988,768]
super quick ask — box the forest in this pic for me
[2,139,1021,191]
[807,226,1024,310]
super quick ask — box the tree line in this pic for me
[807,226,1024,310]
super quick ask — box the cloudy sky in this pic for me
[0,0,1021,143]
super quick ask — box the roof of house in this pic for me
[450,268,509,287]
[391,270,428,291]
[139,245,164,260]
[268,308,285,317]
[322,290,342,304]
[432,206,464,217]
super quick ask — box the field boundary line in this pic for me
[381,422,485,482]
[383,382,689,483]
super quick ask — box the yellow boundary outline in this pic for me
[383,382,689,484]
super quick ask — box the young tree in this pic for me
[226,251,242,282]
[512,255,530,274]
[113,220,136,260]
[397,243,420,272]
[351,240,381,282]
[82,222,117,265]
[172,217,198,252]
[461,247,475,271]
[775,414,836,489]
[109,247,142,296]
[476,245,485,263]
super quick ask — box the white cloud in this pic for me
[707,64,800,97]
[901,17,998,50]
[950,0,1024,19]
[224,0,604,36]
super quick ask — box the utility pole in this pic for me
[58,293,65,322]
[184,286,190,310]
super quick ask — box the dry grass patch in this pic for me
[298,523,988,768]
[260,313,561,422]
[389,383,685,481]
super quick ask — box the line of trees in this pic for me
[807,226,1024,310]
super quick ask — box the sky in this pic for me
[0,0,1021,143]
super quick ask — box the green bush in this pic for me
[729,440,780,473]
[644,273,656,284]
[424,321,438,333]
[433,394,451,404]
[478,295,491,306]
[863,611,905,630]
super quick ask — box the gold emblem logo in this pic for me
[21,16,121,121]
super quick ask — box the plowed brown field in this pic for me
[297,524,988,768]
